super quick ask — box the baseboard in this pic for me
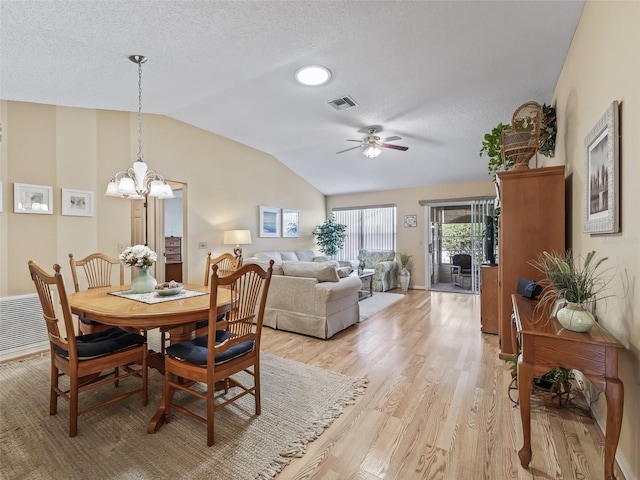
[592,404,637,480]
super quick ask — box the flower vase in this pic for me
[399,267,410,294]
[556,301,595,332]
[131,266,157,293]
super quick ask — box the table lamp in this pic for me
[223,229,252,265]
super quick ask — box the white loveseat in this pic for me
[245,251,362,339]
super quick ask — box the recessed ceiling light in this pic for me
[295,65,332,86]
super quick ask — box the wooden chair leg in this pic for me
[207,386,215,446]
[69,376,79,437]
[49,364,58,415]
[255,364,261,416]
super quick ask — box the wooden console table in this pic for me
[511,295,624,480]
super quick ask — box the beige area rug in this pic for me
[0,350,367,480]
[359,291,405,321]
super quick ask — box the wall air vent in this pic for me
[327,95,358,111]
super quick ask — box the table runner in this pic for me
[109,289,207,304]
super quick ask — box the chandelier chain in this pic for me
[137,61,144,161]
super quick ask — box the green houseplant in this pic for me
[479,122,512,181]
[531,250,610,332]
[313,214,347,257]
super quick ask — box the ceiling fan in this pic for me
[336,127,409,158]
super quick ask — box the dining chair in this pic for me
[27,260,148,437]
[194,252,241,337]
[158,252,241,352]
[69,252,125,334]
[161,259,274,446]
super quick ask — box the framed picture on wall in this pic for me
[404,214,417,228]
[282,209,299,237]
[583,100,619,234]
[13,183,53,214]
[0,181,3,212]
[61,188,95,217]
[259,206,281,237]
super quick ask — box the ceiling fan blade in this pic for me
[346,139,362,143]
[336,145,362,154]
[380,143,408,151]
[380,136,401,142]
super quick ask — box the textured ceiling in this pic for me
[0,1,584,196]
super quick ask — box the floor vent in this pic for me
[327,95,358,111]
[0,294,48,361]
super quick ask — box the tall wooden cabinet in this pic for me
[480,265,499,334]
[497,166,565,359]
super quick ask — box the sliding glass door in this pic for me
[425,199,495,294]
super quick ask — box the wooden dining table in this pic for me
[68,283,232,433]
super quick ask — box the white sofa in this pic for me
[246,251,362,339]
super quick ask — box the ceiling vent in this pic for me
[327,95,358,111]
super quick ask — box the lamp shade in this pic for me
[223,229,252,245]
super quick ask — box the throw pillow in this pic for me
[280,251,298,261]
[336,266,353,278]
[282,261,339,282]
[295,251,315,262]
[256,251,283,262]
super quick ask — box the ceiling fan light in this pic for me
[295,65,331,86]
[362,145,382,158]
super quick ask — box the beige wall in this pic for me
[327,181,496,288]
[0,101,327,297]
[549,1,639,477]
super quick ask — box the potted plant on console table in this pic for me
[532,250,611,333]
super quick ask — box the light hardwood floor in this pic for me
[261,289,624,480]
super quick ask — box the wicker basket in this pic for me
[501,101,542,170]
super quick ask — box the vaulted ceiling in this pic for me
[0,1,584,195]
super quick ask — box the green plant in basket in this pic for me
[479,122,512,181]
[313,214,347,257]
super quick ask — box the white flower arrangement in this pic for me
[119,245,157,268]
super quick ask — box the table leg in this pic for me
[517,359,534,468]
[604,378,624,480]
[369,277,373,297]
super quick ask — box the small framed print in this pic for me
[584,101,619,234]
[282,209,299,238]
[13,183,53,214]
[62,188,95,217]
[404,214,417,228]
[259,206,281,237]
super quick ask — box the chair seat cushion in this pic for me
[166,330,254,366]
[54,327,146,360]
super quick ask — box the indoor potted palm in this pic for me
[532,250,610,332]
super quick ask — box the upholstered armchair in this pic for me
[357,249,398,292]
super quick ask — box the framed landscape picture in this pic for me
[282,209,299,237]
[259,206,281,237]
[61,188,95,217]
[13,183,53,214]
[583,101,619,234]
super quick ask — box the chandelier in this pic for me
[105,55,173,199]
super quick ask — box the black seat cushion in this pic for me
[53,327,146,360]
[79,317,103,326]
[166,330,254,366]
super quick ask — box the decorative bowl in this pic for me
[155,283,184,296]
